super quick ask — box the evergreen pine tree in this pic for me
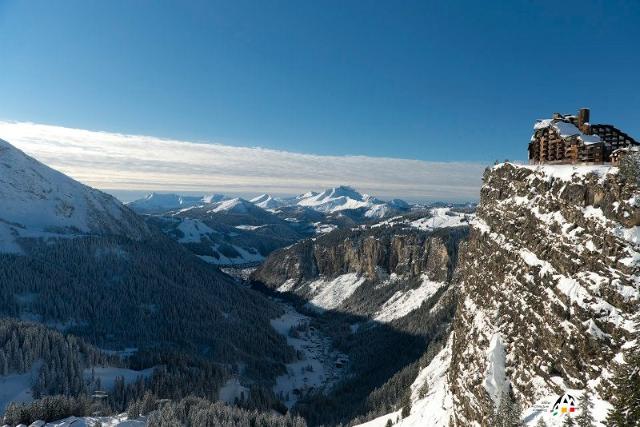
[575,390,595,427]
[400,392,411,419]
[606,334,640,426]
[563,414,576,426]
[535,418,548,427]
[492,387,523,427]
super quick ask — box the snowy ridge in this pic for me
[127,193,228,214]
[207,197,253,214]
[0,138,151,253]
[250,193,285,209]
[126,192,204,214]
[295,185,406,219]
[129,185,411,220]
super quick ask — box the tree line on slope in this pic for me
[3,393,307,427]
[0,236,294,381]
[0,318,116,397]
[0,318,295,426]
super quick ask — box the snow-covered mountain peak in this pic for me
[295,185,405,218]
[324,185,364,200]
[208,197,254,214]
[0,138,151,253]
[250,193,284,209]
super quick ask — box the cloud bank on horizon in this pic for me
[0,121,486,201]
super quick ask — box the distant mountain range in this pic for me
[125,186,417,266]
[126,185,411,219]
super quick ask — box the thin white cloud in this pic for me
[0,121,485,201]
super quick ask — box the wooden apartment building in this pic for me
[528,108,638,164]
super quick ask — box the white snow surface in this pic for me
[306,273,366,312]
[410,207,472,230]
[207,197,251,213]
[373,276,446,323]
[495,162,614,182]
[270,304,346,408]
[355,338,454,427]
[30,414,145,426]
[176,218,216,243]
[296,186,404,219]
[0,139,150,253]
[373,207,474,231]
[483,333,507,403]
[250,194,284,209]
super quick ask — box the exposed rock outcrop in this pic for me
[253,227,465,291]
[450,163,640,425]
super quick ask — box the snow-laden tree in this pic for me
[535,418,548,427]
[606,331,640,427]
[575,390,595,427]
[490,387,523,427]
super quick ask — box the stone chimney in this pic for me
[578,108,591,133]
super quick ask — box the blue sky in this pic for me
[0,1,639,199]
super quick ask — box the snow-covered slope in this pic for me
[250,193,285,209]
[375,207,474,230]
[22,414,145,426]
[207,197,255,214]
[0,138,151,253]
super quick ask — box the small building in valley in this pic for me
[528,108,638,164]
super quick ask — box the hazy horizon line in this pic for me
[0,120,487,201]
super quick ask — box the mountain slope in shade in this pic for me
[127,192,204,214]
[0,138,151,253]
[0,137,294,392]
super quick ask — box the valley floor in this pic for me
[270,300,347,408]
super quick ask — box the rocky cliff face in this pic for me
[252,226,466,317]
[253,227,462,285]
[450,163,640,426]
